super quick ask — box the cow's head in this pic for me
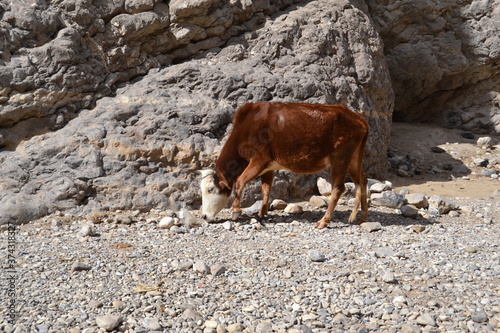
[198,169,231,221]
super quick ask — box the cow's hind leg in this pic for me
[347,164,368,224]
[231,159,267,220]
[347,139,368,224]
[259,171,274,218]
[315,157,348,229]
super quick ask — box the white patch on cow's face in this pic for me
[199,169,230,221]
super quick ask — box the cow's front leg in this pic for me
[231,160,267,220]
[315,182,345,229]
[258,171,274,218]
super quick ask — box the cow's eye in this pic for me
[208,187,215,193]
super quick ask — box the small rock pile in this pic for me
[315,177,460,221]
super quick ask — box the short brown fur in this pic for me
[215,101,369,228]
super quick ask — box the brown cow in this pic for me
[199,101,369,228]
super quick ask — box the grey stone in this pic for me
[89,300,104,309]
[477,137,493,149]
[471,310,488,323]
[284,204,303,214]
[270,199,287,210]
[309,250,326,262]
[412,225,426,233]
[370,182,392,193]
[361,222,382,232]
[431,146,446,153]
[416,313,436,326]
[452,165,471,174]
[428,195,456,214]
[210,264,227,276]
[79,224,97,237]
[181,308,203,322]
[244,200,262,215]
[227,323,245,333]
[401,323,422,333]
[405,193,428,209]
[317,177,332,196]
[193,261,210,274]
[481,169,497,177]
[142,317,162,331]
[0,194,49,225]
[473,158,489,167]
[159,216,176,229]
[382,271,397,283]
[173,260,193,271]
[96,315,123,331]
[400,205,419,219]
[465,246,478,253]
[222,221,233,231]
[375,247,396,258]
[370,191,405,209]
[309,195,328,208]
[255,321,273,333]
[71,262,91,272]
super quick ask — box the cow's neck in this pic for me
[215,142,247,190]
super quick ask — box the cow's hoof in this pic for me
[315,220,329,229]
[354,218,365,225]
[231,210,242,220]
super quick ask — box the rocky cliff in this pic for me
[366,0,500,132]
[0,0,498,224]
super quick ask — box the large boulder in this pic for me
[0,0,393,224]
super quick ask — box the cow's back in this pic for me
[230,102,368,173]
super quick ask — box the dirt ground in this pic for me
[388,122,499,201]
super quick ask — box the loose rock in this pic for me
[309,250,326,262]
[465,246,478,253]
[477,137,493,149]
[270,199,288,210]
[309,195,328,208]
[412,225,426,233]
[210,264,227,276]
[400,205,419,219]
[142,317,162,331]
[361,222,382,232]
[71,262,91,272]
[193,261,211,274]
[159,216,176,229]
[78,224,97,237]
[428,195,455,214]
[382,271,397,283]
[96,315,122,331]
[317,177,332,196]
[227,323,245,333]
[284,204,303,214]
[405,193,428,209]
[370,191,405,209]
[471,310,488,323]
[416,313,436,326]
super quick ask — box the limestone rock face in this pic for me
[366,0,500,133]
[0,0,393,224]
[2,0,498,224]
[0,0,297,130]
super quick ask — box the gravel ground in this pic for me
[1,193,499,333]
